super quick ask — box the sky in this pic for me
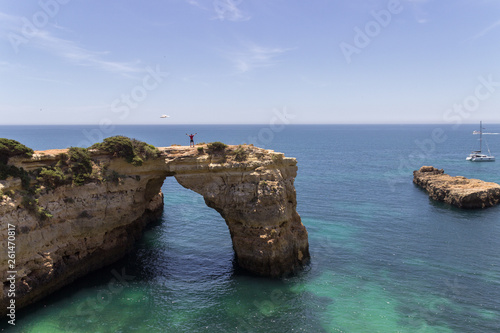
[1,0,500,125]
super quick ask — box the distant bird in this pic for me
[160,115,170,118]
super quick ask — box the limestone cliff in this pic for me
[413,166,500,209]
[166,145,309,277]
[1,143,309,315]
[1,150,167,315]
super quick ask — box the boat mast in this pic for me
[479,121,483,153]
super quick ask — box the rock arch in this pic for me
[0,145,309,314]
[162,146,310,277]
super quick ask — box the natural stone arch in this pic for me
[146,145,310,277]
[167,155,309,277]
[1,144,309,315]
[65,144,310,277]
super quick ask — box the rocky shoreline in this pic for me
[413,166,500,209]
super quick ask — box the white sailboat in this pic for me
[466,121,495,162]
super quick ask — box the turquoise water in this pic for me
[1,124,500,332]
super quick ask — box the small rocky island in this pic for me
[413,166,500,209]
[0,137,309,315]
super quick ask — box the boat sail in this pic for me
[466,121,495,162]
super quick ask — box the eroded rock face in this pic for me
[167,147,309,277]
[0,145,309,315]
[0,155,167,315]
[413,166,500,209]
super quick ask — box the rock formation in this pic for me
[166,146,309,277]
[0,144,309,315]
[413,166,500,209]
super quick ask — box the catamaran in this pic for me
[466,121,495,162]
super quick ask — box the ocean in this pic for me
[1,124,500,332]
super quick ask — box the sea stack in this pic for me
[413,166,500,209]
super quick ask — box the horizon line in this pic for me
[1,122,500,126]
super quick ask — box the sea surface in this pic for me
[1,124,500,332]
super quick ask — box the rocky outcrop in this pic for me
[0,153,167,316]
[166,146,309,277]
[413,166,500,209]
[1,144,309,315]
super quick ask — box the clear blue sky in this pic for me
[1,0,500,125]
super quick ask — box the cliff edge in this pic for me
[413,166,500,209]
[0,141,309,315]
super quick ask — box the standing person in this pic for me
[186,133,197,147]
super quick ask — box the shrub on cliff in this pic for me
[131,138,161,159]
[56,153,69,167]
[0,138,34,164]
[91,136,135,162]
[0,164,31,189]
[37,167,66,189]
[21,196,52,221]
[207,141,227,154]
[90,136,160,166]
[17,167,31,190]
[232,145,247,161]
[0,163,16,180]
[68,147,93,186]
[104,170,122,185]
[0,139,34,188]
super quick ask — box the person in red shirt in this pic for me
[186,133,197,147]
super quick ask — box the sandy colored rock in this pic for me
[1,144,309,315]
[413,166,500,209]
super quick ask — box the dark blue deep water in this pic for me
[1,124,500,332]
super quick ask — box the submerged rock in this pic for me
[413,166,500,209]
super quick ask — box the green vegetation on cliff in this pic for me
[0,138,34,164]
[90,136,160,166]
[0,138,48,219]
[232,145,247,161]
[68,147,93,185]
[0,135,160,189]
[0,139,33,189]
[36,167,66,189]
[0,163,30,189]
[21,195,53,220]
[206,141,228,154]
[0,136,160,220]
